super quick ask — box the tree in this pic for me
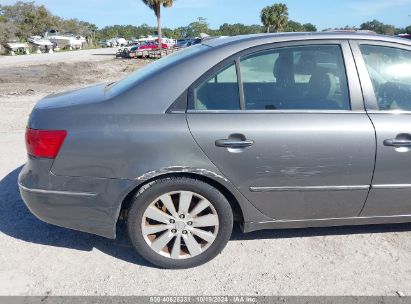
[187,17,210,37]
[0,1,100,48]
[141,0,175,48]
[82,22,98,46]
[282,20,317,33]
[285,20,304,32]
[1,1,59,38]
[261,3,289,33]
[406,25,411,34]
[271,3,289,32]
[172,18,211,38]
[260,6,273,33]
[219,23,264,36]
[0,18,17,53]
[360,19,396,35]
[96,23,165,41]
[303,23,317,32]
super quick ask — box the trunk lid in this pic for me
[28,83,109,130]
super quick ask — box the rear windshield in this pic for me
[108,44,208,96]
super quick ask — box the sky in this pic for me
[1,0,411,30]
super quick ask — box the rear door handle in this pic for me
[383,139,411,147]
[215,139,254,148]
[384,133,411,147]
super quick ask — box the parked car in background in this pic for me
[129,45,140,52]
[176,39,187,46]
[135,36,176,48]
[116,41,170,59]
[176,38,202,48]
[98,40,113,48]
[20,33,411,269]
[398,34,411,40]
[137,41,168,50]
[99,38,128,47]
[176,39,189,48]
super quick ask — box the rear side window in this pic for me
[109,44,206,96]
[194,62,240,110]
[240,45,350,110]
[359,45,411,111]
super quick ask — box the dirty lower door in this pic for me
[187,41,376,220]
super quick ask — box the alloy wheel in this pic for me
[141,191,220,259]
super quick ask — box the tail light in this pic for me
[25,128,67,159]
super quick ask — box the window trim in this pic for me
[350,40,411,112]
[235,57,246,110]
[188,60,241,111]
[187,39,364,113]
[187,109,366,114]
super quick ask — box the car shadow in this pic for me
[2,166,411,268]
[231,220,411,241]
[0,166,151,267]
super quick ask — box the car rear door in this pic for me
[351,40,411,217]
[187,40,376,221]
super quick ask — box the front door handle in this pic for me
[384,133,411,147]
[215,139,254,148]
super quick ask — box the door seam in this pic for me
[347,40,378,216]
[358,114,378,216]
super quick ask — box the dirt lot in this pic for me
[0,49,147,132]
[1,48,411,296]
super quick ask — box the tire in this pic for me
[127,177,233,269]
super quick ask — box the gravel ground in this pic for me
[0,47,116,68]
[0,48,411,296]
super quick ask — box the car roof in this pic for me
[202,32,411,48]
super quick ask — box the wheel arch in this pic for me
[117,172,245,224]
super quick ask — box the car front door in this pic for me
[352,40,411,217]
[187,40,376,221]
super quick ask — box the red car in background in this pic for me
[398,34,411,40]
[138,41,168,50]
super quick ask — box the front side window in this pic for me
[360,45,411,111]
[240,45,350,110]
[194,62,240,110]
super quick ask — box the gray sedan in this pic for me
[19,33,411,268]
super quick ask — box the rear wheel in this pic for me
[127,177,233,269]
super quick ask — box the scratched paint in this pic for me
[135,166,229,182]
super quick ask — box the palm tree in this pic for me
[260,3,289,33]
[141,0,175,49]
[272,3,288,32]
[260,6,273,33]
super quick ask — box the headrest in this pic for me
[308,70,337,100]
[273,52,295,87]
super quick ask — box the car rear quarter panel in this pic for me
[52,114,207,179]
